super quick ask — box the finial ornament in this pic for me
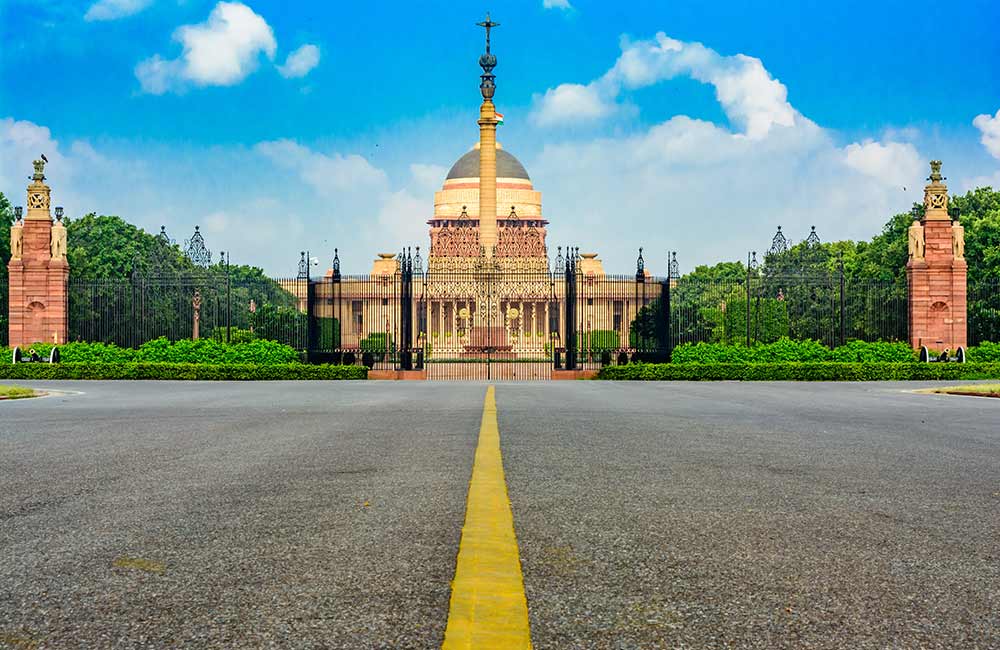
[923,160,950,217]
[476,13,500,55]
[32,158,45,181]
[476,12,499,100]
[928,160,944,183]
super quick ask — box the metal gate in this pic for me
[301,248,675,380]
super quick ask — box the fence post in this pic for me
[660,272,670,363]
[838,251,845,347]
[565,247,577,370]
[225,252,231,344]
[399,248,413,371]
[746,251,751,347]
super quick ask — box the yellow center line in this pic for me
[442,385,532,650]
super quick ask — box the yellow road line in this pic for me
[442,385,532,650]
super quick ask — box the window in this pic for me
[352,300,363,335]
[613,300,623,331]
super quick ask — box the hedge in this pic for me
[969,341,1000,363]
[0,363,367,381]
[597,362,1000,381]
[5,338,300,365]
[671,339,916,364]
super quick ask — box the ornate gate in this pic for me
[302,248,674,380]
[417,261,556,380]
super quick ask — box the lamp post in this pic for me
[54,206,63,221]
[219,250,231,343]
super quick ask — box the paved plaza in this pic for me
[1,381,998,649]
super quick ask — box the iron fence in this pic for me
[969,279,1000,346]
[69,275,308,349]
[58,256,994,377]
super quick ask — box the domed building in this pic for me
[427,142,548,271]
[295,16,635,378]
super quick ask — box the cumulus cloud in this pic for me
[543,0,572,9]
[843,140,923,188]
[254,139,388,196]
[84,0,152,21]
[531,84,615,127]
[522,33,947,270]
[531,32,802,139]
[277,44,320,79]
[0,118,66,197]
[136,2,276,94]
[973,108,1000,159]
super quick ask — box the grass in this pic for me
[0,385,37,399]
[928,384,1000,397]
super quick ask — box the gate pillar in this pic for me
[8,159,69,348]
[906,160,967,351]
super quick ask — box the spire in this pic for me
[475,13,500,257]
[476,13,499,100]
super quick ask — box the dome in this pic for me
[446,147,530,181]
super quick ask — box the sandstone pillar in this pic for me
[907,160,967,351]
[476,14,500,258]
[8,159,69,348]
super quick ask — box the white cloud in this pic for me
[973,108,1000,159]
[254,139,388,196]
[522,33,945,271]
[84,0,152,21]
[543,0,572,9]
[409,163,448,193]
[843,140,923,188]
[0,118,65,198]
[136,2,276,94]
[277,44,320,79]
[532,32,803,139]
[531,83,615,127]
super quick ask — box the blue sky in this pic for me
[2,0,1000,275]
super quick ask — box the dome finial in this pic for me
[476,13,499,100]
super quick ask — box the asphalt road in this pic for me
[2,380,999,649]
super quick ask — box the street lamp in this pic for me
[219,250,231,344]
[14,206,23,221]
[54,206,63,221]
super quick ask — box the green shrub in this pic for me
[211,327,257,344]
[672,338,918,364]
[582,330,619,360]
[316,317,341,350]
[722,296,790,345]
[672,342,754,364]
[8,341,138,364]
[135,337,299,364]
[360,332,393,353]
[829,340,916,362]
[968,341,1000,362]
[0,363,367,381]
[598,362,1000,381]
[6,338,300,365]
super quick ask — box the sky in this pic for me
[2,0,1000,277]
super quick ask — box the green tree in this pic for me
[0,192,13,264]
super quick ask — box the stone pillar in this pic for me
[478,101,498,256]
[8,159,69,348]
[907,160,967,351]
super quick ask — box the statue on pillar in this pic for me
[50,217,67,261]
[192,289,202,340]
[908,220,925,260]
[10,218,23,261]
[952,221,965,260]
